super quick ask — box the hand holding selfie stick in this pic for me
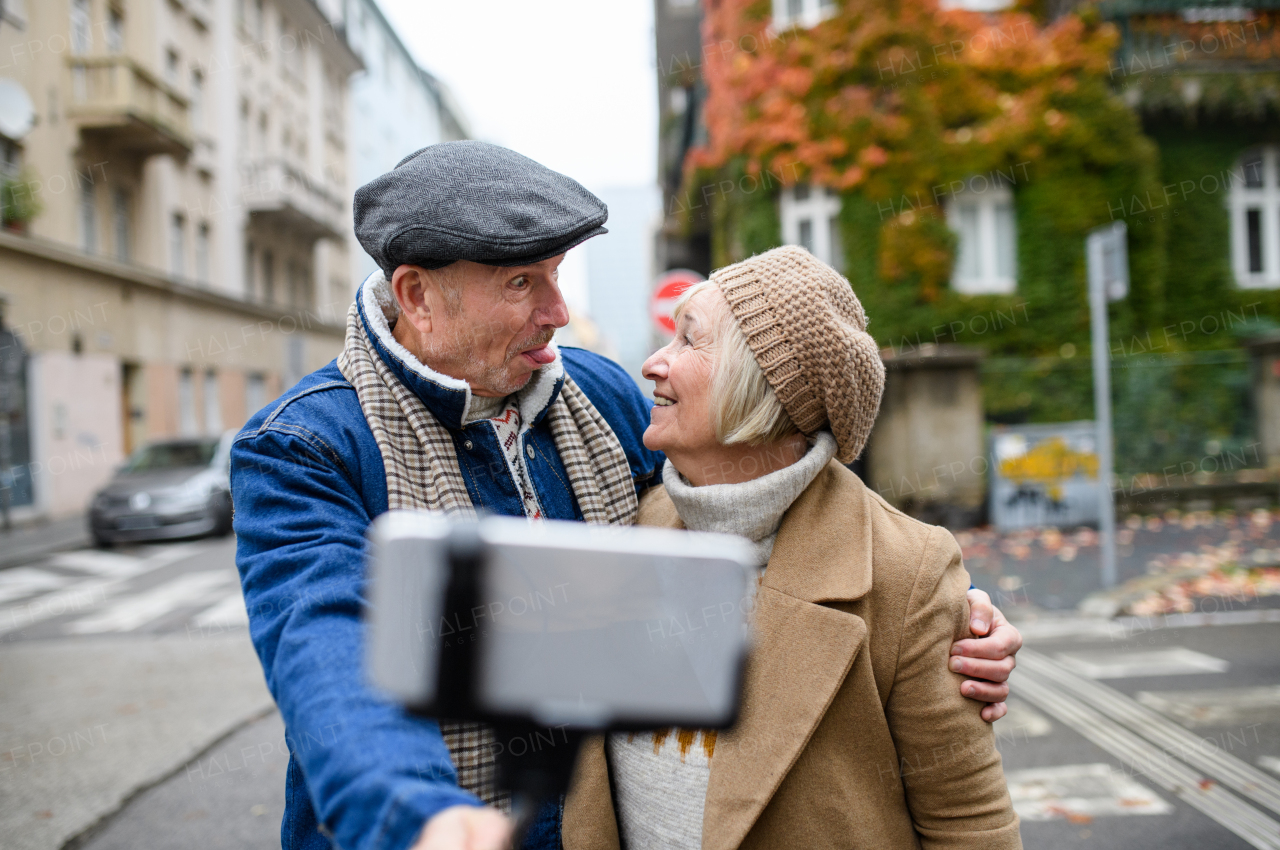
[366,512,756,841]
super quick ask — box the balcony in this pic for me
[240,158,344,242]
[65,56,192,158]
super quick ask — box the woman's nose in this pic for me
[642,346,669,381]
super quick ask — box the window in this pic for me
[257,112,269,155]
[2,0,26,26]
[246,0,264,39]
[1,138,19,199]
[178,369,198,436]
[946,180,1017,294]
[203,370,222,435]
[195,222,210,284]
[106,7,124,53]
[79,181,97,254]
[165,50,180,87]
[938,0,1013,10]
[1,137,17,173]
[262,249,275,302]
[190,70,204,134]
[281,19,304,80]
[286,259,310,307]
[239,98,251,151]
[112,188,130,260]
[170,213,186,278]
[244,242,256,298]
[780,185,844,271]
[773,0,837,29]
[246,373,267,415]
[70,0,92,55]
[1230,146,1280,288]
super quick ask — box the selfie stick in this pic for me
[437,522,585,840]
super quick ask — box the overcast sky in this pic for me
[377,0,659,193]
[374,0,660,316]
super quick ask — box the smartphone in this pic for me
[365,511,757,731]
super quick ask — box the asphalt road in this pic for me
[0,535,281,850]
[1004,616,1280,849]
[4,535,1280,849]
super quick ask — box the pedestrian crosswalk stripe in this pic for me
[0,576,120,635]
[1006,763,1173,821]
[1019,649,1280,849]
[0,568,71,604]
[1025,651,1280,817]
[1137,687,1280,727]
[1056,647,1230,679]
[1261,756,1280,778]
[192,592,249,629]
[66,571,236,634]
[996,698,1053,740]
[47,549,150,577]
[1015,662,1280,849]
[1021,609,1280,643]
[0,544,215,636]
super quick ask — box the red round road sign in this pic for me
[650,269,705,336]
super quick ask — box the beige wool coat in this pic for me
[563,460,1022,850]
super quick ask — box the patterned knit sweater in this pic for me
[607,433,837,849]
[465,394,543,519]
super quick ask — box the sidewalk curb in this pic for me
[58,704,279,850]
[0,518,91,570]
[1077,569,1206,618]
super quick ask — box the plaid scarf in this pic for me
[337,300,638,807]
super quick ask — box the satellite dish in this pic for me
[0,79,35,140]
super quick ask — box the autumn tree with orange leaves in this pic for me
[684,0,1160,305]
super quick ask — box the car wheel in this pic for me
[91,532,113,549]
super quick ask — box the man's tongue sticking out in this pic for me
[523,344,557,365]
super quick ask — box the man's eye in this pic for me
[511,276,530,290]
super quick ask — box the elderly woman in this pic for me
[563,246,1021,850]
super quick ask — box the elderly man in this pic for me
[231,142,1021,850]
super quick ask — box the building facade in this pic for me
[669,0,1280,518]
[653,0,710,284]
[338,0,469,284]
[0,0,378,521]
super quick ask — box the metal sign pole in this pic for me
[1086,222,1126,589]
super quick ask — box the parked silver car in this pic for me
[89,432,234,546]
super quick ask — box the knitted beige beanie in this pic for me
[712,245,885,464]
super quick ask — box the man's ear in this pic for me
[391,265,432,334]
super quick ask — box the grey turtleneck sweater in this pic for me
[661,430,838,565]
[608,431,838,850]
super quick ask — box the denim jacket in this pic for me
[231,281,663,850]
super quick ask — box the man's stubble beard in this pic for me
[423,324,556,398]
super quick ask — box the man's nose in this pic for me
[536,280,570,328]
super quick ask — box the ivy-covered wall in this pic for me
[1109,122,1280,472]
[706,120,1280,474]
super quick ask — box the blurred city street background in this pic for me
[3,0,1280,847]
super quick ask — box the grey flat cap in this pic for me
[353,140,608,277]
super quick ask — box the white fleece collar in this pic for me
[357,271,565,428]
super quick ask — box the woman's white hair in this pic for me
[673,280,798,446]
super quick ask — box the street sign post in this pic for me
[650,269,705,337]
[1085,220,1128,588]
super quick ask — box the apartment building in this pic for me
[338,0,469,284]
[0,0,365,521]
